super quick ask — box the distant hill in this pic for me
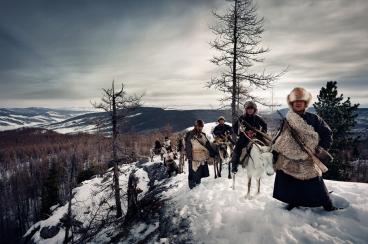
[0,107,91,130]
[0,107,367,136]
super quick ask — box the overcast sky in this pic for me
[1,0,367,109]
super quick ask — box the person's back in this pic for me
[154,140,162,154]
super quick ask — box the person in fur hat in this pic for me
[185,119,217,189]
[231,101,268,173]
[213,116,233,143]
[272,87,338,211]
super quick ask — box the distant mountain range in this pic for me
[0,107,367,136]
[0,107,89,130]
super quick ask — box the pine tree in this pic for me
[40,159,60,219]
[313,81,360,180]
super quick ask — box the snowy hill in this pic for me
[0,107,92,131]
[1,107,367,137]
[23,123,368,244]
[0,107,232,134]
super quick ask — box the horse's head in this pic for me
[258,145,275,176]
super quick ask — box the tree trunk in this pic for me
[231,0,239,126]
[112,82,123,218]
[125,172,139,224]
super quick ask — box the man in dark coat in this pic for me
[185,119,216,189]
[213,116,233,138]
[273,87,338,211]
[231,101,268,173]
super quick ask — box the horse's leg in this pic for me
[181,156,184,173]
[214,161,217,179]
[218,150,223,178]
[178,154,182,173]
[216,153,221,178]
[228,159,232,179]
[247,177,252,199]
[218,156,222,177]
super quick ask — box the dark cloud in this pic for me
[0,0,367,108]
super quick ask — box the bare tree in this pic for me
[92,81,142,218]
[208,0,284,124]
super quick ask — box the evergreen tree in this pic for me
[40,159,60,219]
[313,81,360,180]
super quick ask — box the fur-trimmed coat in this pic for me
[185,129,216,172]
[273,111,332,180]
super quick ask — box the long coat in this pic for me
[185,129,216,189]
[273,110,334,208]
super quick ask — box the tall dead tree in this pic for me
[93,81,142,218]
[208,0,283,125]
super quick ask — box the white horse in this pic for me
[240,143,275,198]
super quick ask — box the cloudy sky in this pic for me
[1,0,367,109]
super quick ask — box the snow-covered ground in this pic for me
[24,164,149,244]
[24,123,368,243]
[164,165,368,244]
[24,156,368,244]
[167,123,368,244]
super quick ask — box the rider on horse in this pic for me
[213,116,234,144]
[213,116,234,158]
[231,101,268,174]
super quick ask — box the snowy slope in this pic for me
[170,123,368,243]
[24,164,150,244]
[24,123,368,243]
[164,169,368,244]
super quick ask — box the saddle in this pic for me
[240,140,266,168]
[213,135,228,144]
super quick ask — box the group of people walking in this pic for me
[183,87,339,211]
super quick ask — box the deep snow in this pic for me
[163,165,368,244]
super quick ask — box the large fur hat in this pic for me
[244,101,258,113]
[287,87,312,107]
